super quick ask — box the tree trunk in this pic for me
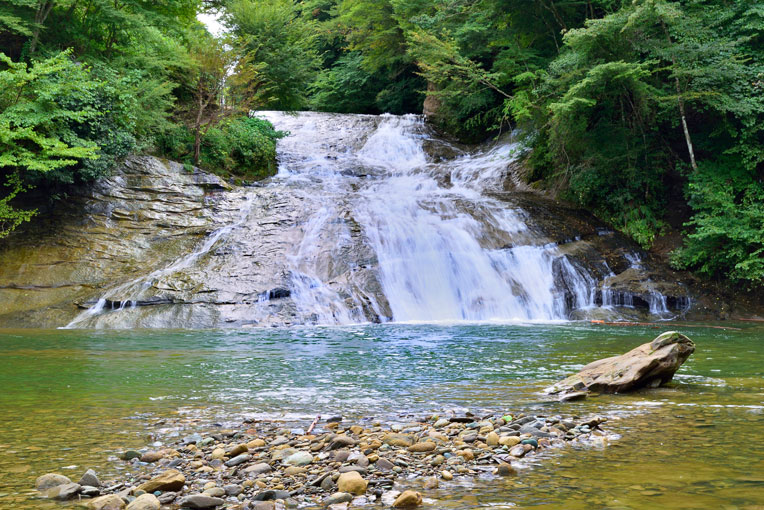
[29,1,55,55]
[675,76,698,172]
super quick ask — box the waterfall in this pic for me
[263,112,601,323]
[65,111,682,328]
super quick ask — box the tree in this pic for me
[0,51,98,237]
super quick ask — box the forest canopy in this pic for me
[1,0,762,286]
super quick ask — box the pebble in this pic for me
[178,494,225,508]
[441,470,453,481]
[336,471,367,495]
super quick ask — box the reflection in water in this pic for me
[0,323,762,509]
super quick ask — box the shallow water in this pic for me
[1,323,762,509]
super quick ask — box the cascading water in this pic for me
[67,111,683,328]
[263,112,598,322]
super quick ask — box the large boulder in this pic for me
[545,331,695,396]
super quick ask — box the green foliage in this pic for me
[0,50,100,237]
[226,0,321,110]
[672,160,764,284]
[157,116,284,181]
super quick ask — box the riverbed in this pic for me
[1,323,762,509]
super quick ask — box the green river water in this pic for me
[0,323,762,509]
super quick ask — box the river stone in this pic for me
[244,463,272,475]
[126,494,161,510]
[383,434,414,447]
[509,445,527,458]
[441,470,453,481]
[119,451,141,461]
[408,442,436,453]
[140,451,163,463]
[88,494,127,510]
[225,453,251,467]
[433,418,450,428]
[211,448,225,460]
[392,490,422,507]
[495,463,516,476]
[36,473,72,491]
[44,482,81,500]
[253,490,291,501]
[423,476,439,489]
[136,469,185,492]
[179,494,225,508]
[203,487,225,497]
[228,444,248,457]
[81,486,101,497]
[284,451,313,466]
[499,436,521,447]
[78,469,101,487]
[225,484,242,496]
[324,492,353,506]
[284,466,307,476]
[329,436,357,450]
[545,331,695,396]
[337,471,367,495]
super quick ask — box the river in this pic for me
[1,323,762,508]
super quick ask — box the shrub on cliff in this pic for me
[157,116,284,182]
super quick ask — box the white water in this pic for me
[263,112,599,323]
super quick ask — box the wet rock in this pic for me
[126,494,161,510]
[423,477,439,489]
[179,494,225,508]
[441,471,453,481]
[136,469,185,493]
[375,458,395,471]
[119,451,141,461]
[44,482,81,500]
[79,469,101,487]
[337,471,367,495]
[546,331,695,395]
[88,494,127,510]
[495,463,516,476]
[324,492,353,506]
[392,490,422,507]
[35,473,72,491]
[486,432,500,446]
[509,445,527,458]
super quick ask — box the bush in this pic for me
[672,159,764,285]
[157,116,284,181]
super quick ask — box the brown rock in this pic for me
[136,469,185,493]
[545,331,695,395]
[408,442,436,453]
[140,451,163,463]
[495,463,516,476]
[383,434,414,448]
[88,494,126,510]
[228,444,248,457]
[392,490,422,507]
[336,471,367,495]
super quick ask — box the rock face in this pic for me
[545,331,695,395]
